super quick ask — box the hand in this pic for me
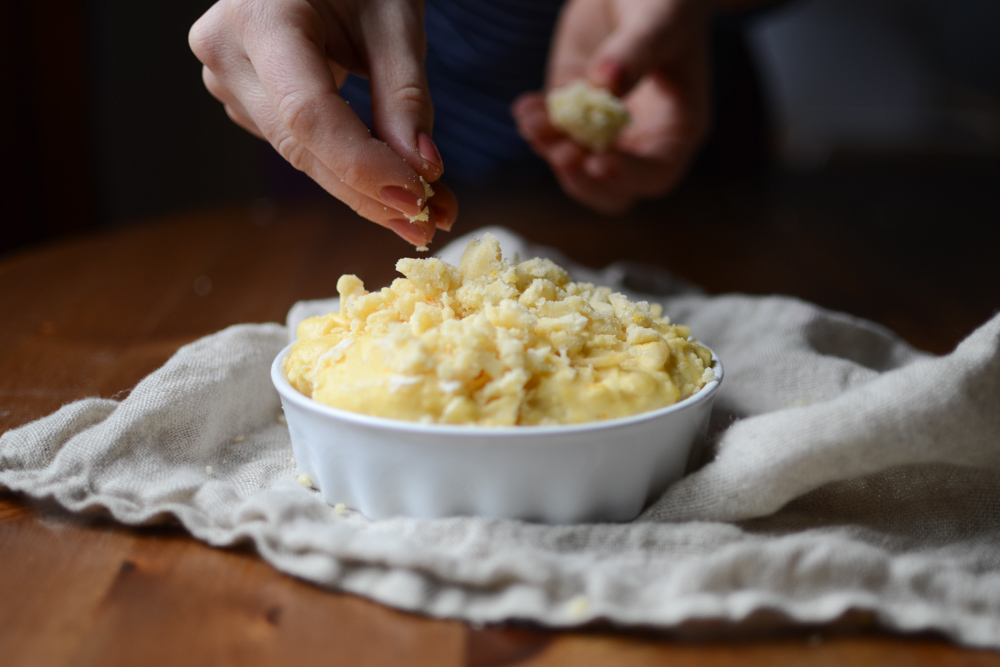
[189,0,458,247]
[512,0,710,215]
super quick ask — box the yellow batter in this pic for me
[285,234,714,426]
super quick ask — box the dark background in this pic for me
[2,0,999,267]
[2,0,272,253]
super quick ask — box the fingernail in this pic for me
[418,133,443,171]
[378,186,422,216]
[431,205,452,231]
[387,219,431,246]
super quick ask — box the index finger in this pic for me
[240,4,429,216]
[546,0,606,89]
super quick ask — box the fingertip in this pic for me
[414,215,436,246]
[431,206,452,231]
[379,185,424,217]
[418,133,442,170]
[386,218,434,248]
[590,60,628,95]
[427,181,458,231]
[391,133,443,184]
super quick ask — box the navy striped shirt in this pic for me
[340,0,562,185]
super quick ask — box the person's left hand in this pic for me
[512,0,710,215]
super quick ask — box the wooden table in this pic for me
[2,185,999,665]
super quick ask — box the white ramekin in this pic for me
[271,344,722,524]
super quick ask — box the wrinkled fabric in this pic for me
[3,228,999,647]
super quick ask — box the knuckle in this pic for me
[339,161,364,193]
[391,83,432,118]
[224,105,261,137]
[223,104,242,124]
[339,187,377,220]
[276,90,319,141]
[274,133,310,173]
[224,104,250,129]
[201,67,225,99]
[227,0,261,31]
[188,19,220,66]
[348,197,366,217]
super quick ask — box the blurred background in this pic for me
[3,0,999,258]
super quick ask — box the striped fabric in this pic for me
[340,0,563,185]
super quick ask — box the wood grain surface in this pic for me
[2,186,999,665]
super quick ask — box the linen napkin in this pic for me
[3,227,999,648]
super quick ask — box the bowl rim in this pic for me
[271,342,723,436]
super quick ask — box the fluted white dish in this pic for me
[271,344,722,524]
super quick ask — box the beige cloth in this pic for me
[3,228,999,647]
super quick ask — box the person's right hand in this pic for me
[189,0,457,247]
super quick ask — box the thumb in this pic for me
[587,0,705,96]
[363,4,444,182]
